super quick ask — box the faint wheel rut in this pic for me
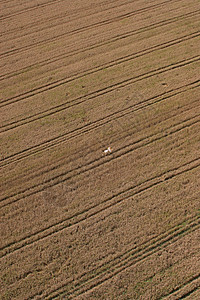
[0,0,184,56]
[0,156,199,260]
[34,218,200,299]
[162,273,200,299]
[0,108,199,208]
[1,9,199,81]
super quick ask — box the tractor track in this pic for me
[1,50,199,109]
[0,112,199,210]
[0,0,75,20]
[0,81,199,183]
[1,1,200,298]
[0,157,199,260]
[179,286,200,299]
[0,0,117,19]
[0,94,199,177]
[162,273,200,299]
[0,0,195,58]
[35,218,200,299]
[1,33,199,133]
[0,83,199,189]
[0,0,153,38]
[1,9,199,81]
[0,58,199,171]
[0,103,199,214]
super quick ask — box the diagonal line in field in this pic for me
[41,220,200,299]
[1,8,199,81]
[0,0,184,55]
[0,106,199,208]
[161,273,200,299]
[1,36,200,108]
[1,156,199,261]
[0,32,199,134]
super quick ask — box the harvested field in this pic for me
[0,0,200,299]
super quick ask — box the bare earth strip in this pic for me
[0,0,200,299]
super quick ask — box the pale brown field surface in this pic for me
[0,0,200,299]
[75,229,200,300]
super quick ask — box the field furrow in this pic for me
[68,229,200,300]
[0,0,162,38]
[46,226,200,299]
[1,0,199,298]
[1,1,199,76]
[0,0,185,55]
[0,154,199,257]
[0,29,199,111]
[163,274,200,299]
[1,9,199,81]
[1,110,199,205]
